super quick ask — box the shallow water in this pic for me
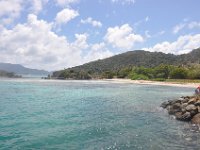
[0,79,200,150]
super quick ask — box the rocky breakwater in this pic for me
[161,96,200,124]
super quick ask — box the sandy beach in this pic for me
[103,79,200,88]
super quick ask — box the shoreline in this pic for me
[102,79,199,88]
[0,77,199,88]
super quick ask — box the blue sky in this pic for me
[0,0,200,71]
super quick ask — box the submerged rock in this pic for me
[161,95,200,124]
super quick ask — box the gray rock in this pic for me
[173,103,181,109]
[194,101,200,106]
[167,103,182,115]
[191,113,200,124]
[175,112,191,121]
[160,101,170,108]
[182,103,188,108]
[180,112,192,121]
[175,112,183,120]
[167,100,175,105]
[190,109,198,117]
[181,98,189,103]
[181,108,186,114]
[197,106,200,113]
[186,104,197,111]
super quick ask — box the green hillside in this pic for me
[52,48,200,80]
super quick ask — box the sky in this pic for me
[0,0,200,71]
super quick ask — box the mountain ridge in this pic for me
[0,63,49,75]
[53,48,200,79]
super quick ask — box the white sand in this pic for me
[102,79,200,88]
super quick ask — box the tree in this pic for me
[169,67,188,79]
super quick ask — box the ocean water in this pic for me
[0,79,200,150]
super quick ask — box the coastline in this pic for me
[102,78,199,88]
[1,77,199,88]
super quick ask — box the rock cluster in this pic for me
[161,95,200,124]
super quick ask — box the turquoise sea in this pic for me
[0,79,200,150]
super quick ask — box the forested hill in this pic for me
[52,48,200,79]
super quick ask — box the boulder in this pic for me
[191,113,200,124]
[194,101,200,106]
[180,112,192,121]
[167,100,176,105]
[161,96,200,124]
[172,103,181,109]
[175,112,192,121]
[160,101,170,108]
[181,98,189,103]
[188,98,197,104]
[197,106,200,113]
[185,104,197,112]
[175,112,183,120]
[181,103,188,110]
[167,103,182,115]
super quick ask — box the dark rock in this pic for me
[160,101,170,108]
[181,103,187,113]
[190,109,198,117]
[186,104,197,112]
[197,106,200,113]
[180,112,192,121]
[181,98,189,103]
[167,103,182,115]
[176,112,192,121]
[181,108,187,114]
[161,96,200,124]
[173,103,181,109]
[191,113,200,124]
[168,99,180,105]
[194,101,200,106]
[175,112,183,120]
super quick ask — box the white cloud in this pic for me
[188,21,200,29]
[0,14,80,70]
[173,23,185,34]
[81,17,102,28]
[29,0,49,14]
[144,34,200,54]
[111,0,135,5]
[55,8,79,25]
[145,16,149,22]
[72,33,89,49]
[84,43,113,62]
[134,16,150,28]
[0,14,113,70]
[0,0,49,25]
[0,0,23,25]
[55,0,78,6]
[173,21,200,34]
[104,24,144,49]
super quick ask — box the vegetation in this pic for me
[0,70,21,78]
[52,48,200,80]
